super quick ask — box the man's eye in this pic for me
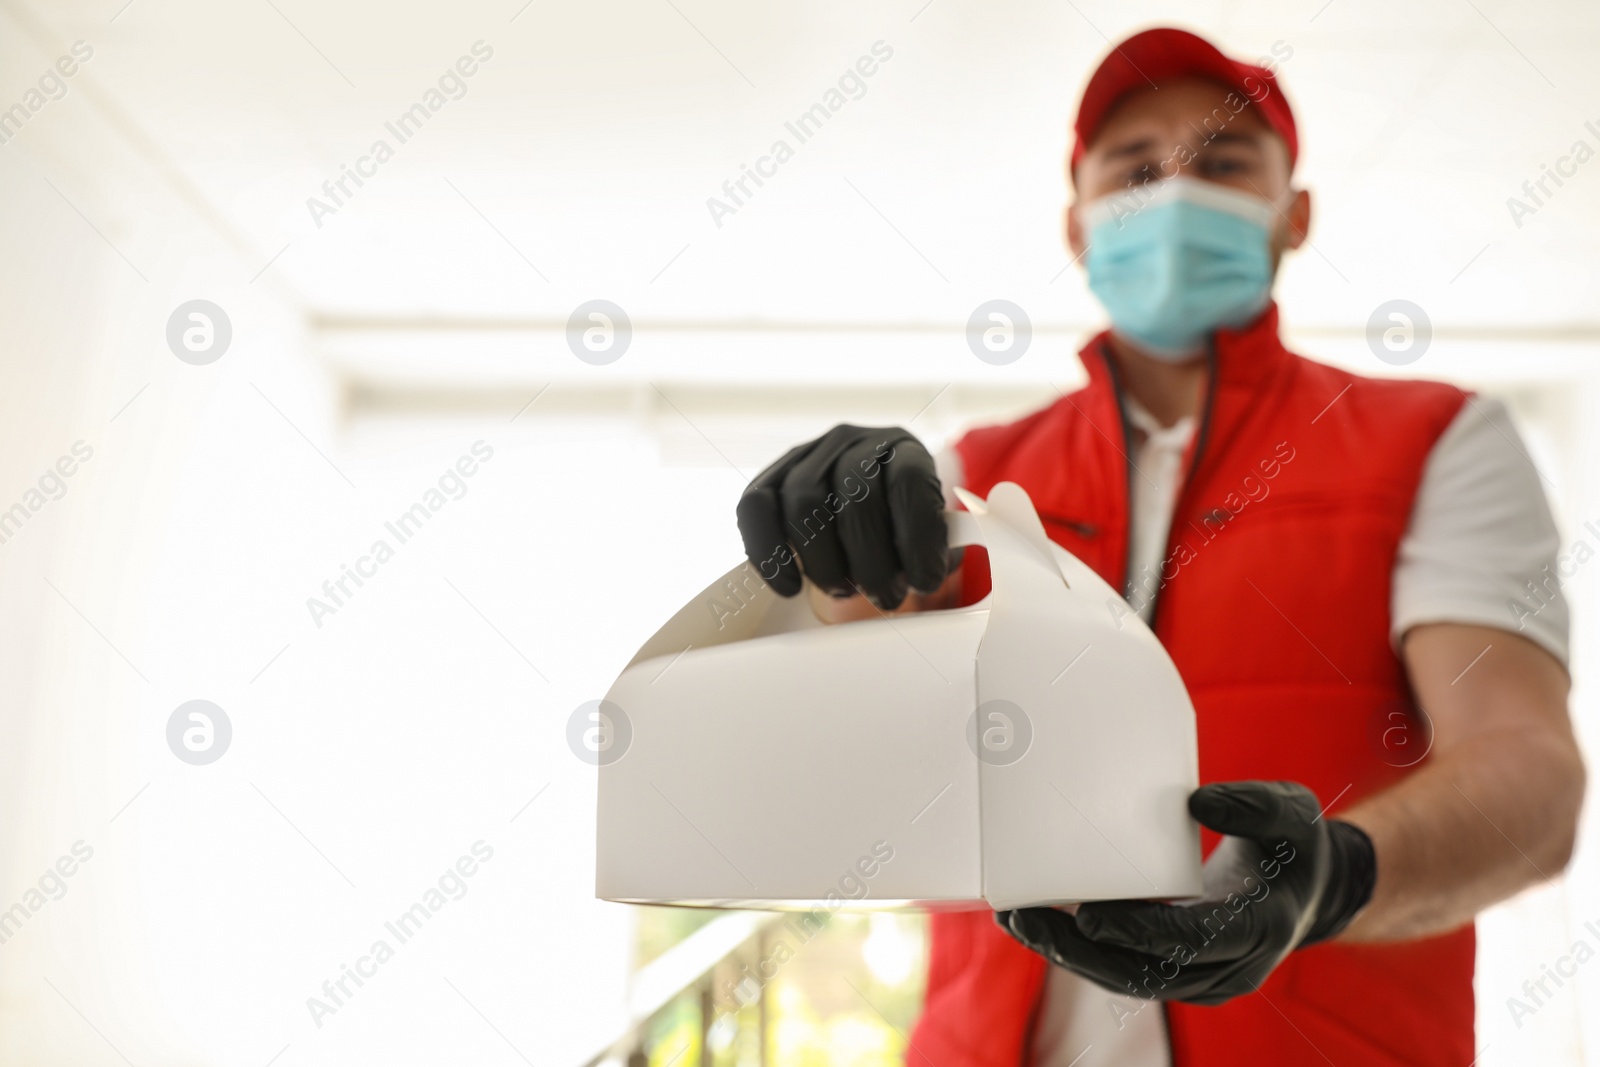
[1124,164,1158,187]
[1203,157,1250,177]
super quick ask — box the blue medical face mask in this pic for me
[1079,178,1281,362]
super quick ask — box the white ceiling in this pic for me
[6,0,1600,334]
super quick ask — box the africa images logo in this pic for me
[305,42,495,229]
[705,41,894,228]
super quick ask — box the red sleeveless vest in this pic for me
[909,305,1475,1067]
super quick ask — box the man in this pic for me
[735,26,1583,1067]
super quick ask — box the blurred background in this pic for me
[1,0,1597,1063]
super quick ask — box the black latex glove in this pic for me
[996,780,1377,1006]
[736,425,947,610]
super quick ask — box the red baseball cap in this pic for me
[1070,27,1298,174]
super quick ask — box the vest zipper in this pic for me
[1101,338,1220,630]
[1096,341,1139,601]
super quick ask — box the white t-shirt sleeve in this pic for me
[1392,396,1569,665]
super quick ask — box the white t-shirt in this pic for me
[935,393,1570,1067]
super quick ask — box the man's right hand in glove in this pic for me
[735,425,952,614]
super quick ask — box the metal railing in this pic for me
[579,910,788,1067]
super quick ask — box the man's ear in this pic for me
[1283,188,1311,251]
[1065,201,1087,259]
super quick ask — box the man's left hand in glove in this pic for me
[995,780,1377,1006]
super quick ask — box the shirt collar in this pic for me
[1123,393,1196,446]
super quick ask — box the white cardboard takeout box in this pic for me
[595,482,1202,910]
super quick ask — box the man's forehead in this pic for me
[1087,77,1273,154]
